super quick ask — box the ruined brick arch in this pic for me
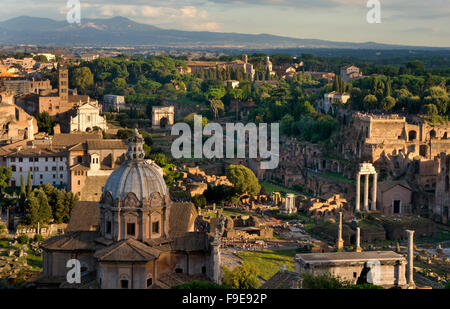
[430,130,437,139]
[408,130,417,141]
[160,117,168,128]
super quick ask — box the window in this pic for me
[34,167,39,171]
[29,167,32,171]
[52,167,56,171]
[202,266,207,274]
[175,268,183,274]
[10,158,15,163]
[78,180,81,185]
[60,174,63,179]
[19,158,23,163]
[146,278,152,288]
[29,158,33,162]
[53,157,56,162]
[19,167,22,172]
[120,280,129,289]
[45,167,48,172]
[34,157,38,162]
[59,166,64,171]
[106,221,112,234]
[60,157,63,161]
[152,221,160,234]
[40,174,43,179]
[45,157,48,162]
[53,174,56,179]
[11,165,16,172]
[127,223,135,236]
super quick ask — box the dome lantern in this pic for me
[126,128,145,161]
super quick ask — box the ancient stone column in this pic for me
[356,227,362,252]
[355,174,361,213]
[212,231,222,284]
[337,212,344,250]
[406,230,415,288]
[364,174,369,211]
[371,173,377,211]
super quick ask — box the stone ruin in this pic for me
[209,213,274,239]
[304,193,348,219]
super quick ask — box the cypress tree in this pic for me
[24,195,40,226]
[26,171,32,197]
[20,174,25,196]
[36,189,52,225]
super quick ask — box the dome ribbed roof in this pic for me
[102,128,168,201]
[103,160,168,201]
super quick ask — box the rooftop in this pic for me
[295,251,405,265]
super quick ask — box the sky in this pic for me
[1,0,449,47]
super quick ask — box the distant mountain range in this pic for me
[0,16,447,50]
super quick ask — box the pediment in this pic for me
[123,192,140,208]
[150,192,163,208]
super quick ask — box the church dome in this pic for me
[102,129,168,202]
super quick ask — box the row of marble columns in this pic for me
[355,172,377,212]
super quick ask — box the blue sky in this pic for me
[1,0,449,47]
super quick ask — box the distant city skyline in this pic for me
[1,0,449,47]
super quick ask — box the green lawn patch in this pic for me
[26,252,43,271]
[236,249,298,280]
[260,181,300,195]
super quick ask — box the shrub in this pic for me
[17,235,30,245]
[34,234,44,242]
[192,194,207,209]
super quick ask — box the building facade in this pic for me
[70,102,108,132]
[39,129,220,289]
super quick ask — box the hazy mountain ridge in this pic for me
[0,16,447,49]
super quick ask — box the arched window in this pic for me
[408,130,417,141]
[430,130,436,139]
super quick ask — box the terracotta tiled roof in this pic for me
[378,180,412,193]
[41,231,100,251]
[52,132,102,148]
[260,269,302,289]
[69,163,90,171]
[86,139,127,150]
[157,273,210,289]
[94,238,161,262]
[66,201,99,232]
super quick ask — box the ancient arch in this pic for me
[430,130,436,139]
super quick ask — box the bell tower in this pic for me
[58,64,69,105]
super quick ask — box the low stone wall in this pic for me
[15,223,67,238]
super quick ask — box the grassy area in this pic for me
[26,251,43,271]
[321,172,354,184]
[202,208,252,219]
[260,181,300,195]
[265,209,313,223]
[236,249,298,280]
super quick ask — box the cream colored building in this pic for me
[70,102,107,132]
